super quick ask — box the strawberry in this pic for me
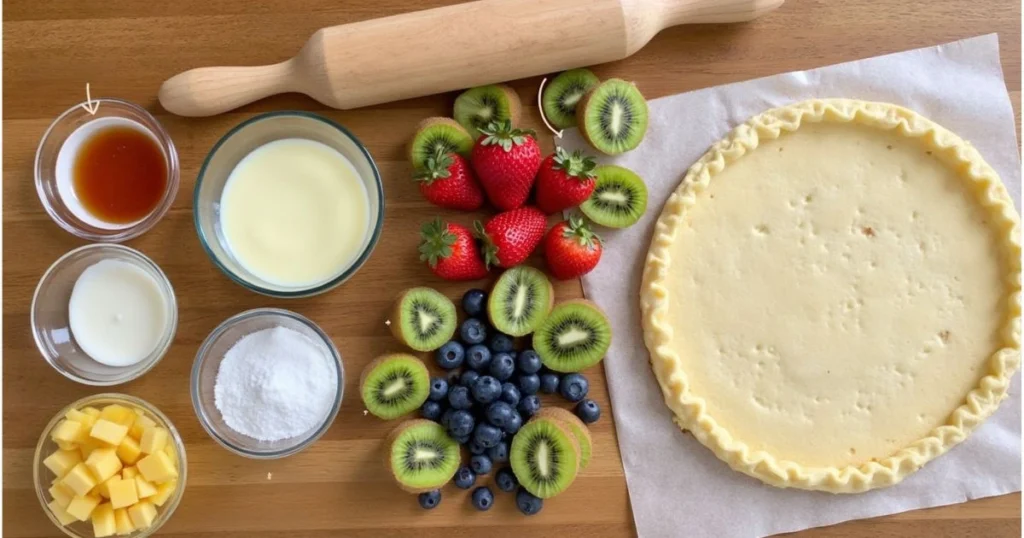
[470,120,542,210]
[474,206,547,269]
[419,218,489,281]
[413,149,484,211]
[535,147,597,214]
[543,215,602,279]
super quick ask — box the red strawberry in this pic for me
[474,206,547,269]
[470,120,542,210]
[413,150,484,211]
[535,147,597,214]
[543,215,602,279]
[419,218,489,281]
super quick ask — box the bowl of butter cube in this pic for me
[33,393,186,537]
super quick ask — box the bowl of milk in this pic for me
[194,111,384,298]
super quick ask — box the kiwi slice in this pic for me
[360,354,430,420]
[578,78,649,155]
[391,287,457,352]
[386,419,461,492]
[488,266,554,337]
[580,165,648,229]
[535,408,594,470]
[542,69,600,130]
[408,117,474,172]
[533,299,611,373]
[511,416,581,498]
[453,84,522,139]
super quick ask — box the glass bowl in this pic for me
[33,393,187,538]
[35,98,180,242]
[191,308,344,458]
[193,111,384,298]
[32,244,178,386]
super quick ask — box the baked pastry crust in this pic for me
[640,98,1021,493]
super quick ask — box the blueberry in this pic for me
[428,377,449,402]
[473,423,503,448]
[516,350,542,374]
[468,440,487,455]
[420,401,443,421]
[502,411,523,434]
[495,467,518,492]
[454,466,476,489]
[418,489,441,509]
[435,341,465,370]
[575,399,601,424]
[470,454,493,475]
[515,488,543,515]
[489,352,516,381]
[462,289,487,317]
[448,409,475,438]
[516,374,540,395]
[487,441,509,464]
[471,486,494,511]
[466,344,492,372]
[448,385,473,410]
[471,376,501,405]
[488,333,514,353]
[440,408,454,429]
[517,395,541,419]
[452,433,471,445]
[460,318,487,345]
[485,401,515,430]
[540,372,561,394]
[500,382,521,406]
[558,373,589,402]
[460,370,480,387]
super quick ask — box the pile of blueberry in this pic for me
[416,288,602,514]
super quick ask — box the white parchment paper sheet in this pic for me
[559,34,1021,538]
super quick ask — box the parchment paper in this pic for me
[558,34,1021,538]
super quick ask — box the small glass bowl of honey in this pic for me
[35,99,180,242]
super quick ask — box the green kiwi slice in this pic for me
[391,287,457,352]
[408,117,474,171]
[488,266,554,337]
[453,84,522,139]
[533,299,612,373]
[578,78,649,155]
[386,419,460,492]
[360,354,430,420]
[580,165,648,229]
[535,408,594,470]
[542,69,600,130]
[510,416,581,498]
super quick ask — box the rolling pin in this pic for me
[158,0,783,117]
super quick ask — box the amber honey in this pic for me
[72,126,167,224]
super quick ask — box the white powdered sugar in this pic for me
[214,326,338,442]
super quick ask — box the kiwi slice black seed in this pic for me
[408,117,474,171]
[510,416,581,498]
[542,69,600,130]
[580,165,648,229]
[535,408,594,470]
[391,287,457,352]
[360,354,430,420]
[453,84,522,139]
[387,419,460,492]
[578,78,649,155]
[533,299,612,373]
[488,266,554,337]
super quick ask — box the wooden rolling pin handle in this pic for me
[158,60,300,117]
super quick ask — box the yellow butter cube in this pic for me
[49,481,75,508]
[44,449,82,478]
[55,439,77,451]
[128,413,156,441]
[66,408,91,423]
[100,404,136,428]
[82,406,101,418]
[150,480,176,506]
[95,475,120,499]
[92,502,117,537]
[121,466,138,480]
[67,409,99,443]
[127,501,157,529]
[114,507,134,535]
[48,499,77,526]
[136,450,177,484]
[85,448,123,483]
[51,419,83,444]
[107,477,139,509]
[162,443,178,467]
[139,427,168,454]
[66,494,102,521]
[61,463,98,496]
[116,436,142,465]
[135,475,158,498]
[91,419,129,446]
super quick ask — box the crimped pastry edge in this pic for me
[639,98,1022,493]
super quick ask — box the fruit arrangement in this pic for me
[365,276,610,514]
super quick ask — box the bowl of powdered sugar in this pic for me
[190,308,343,458]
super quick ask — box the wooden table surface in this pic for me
[3,1,1020,537]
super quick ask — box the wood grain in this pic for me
[3,1,1019,537]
